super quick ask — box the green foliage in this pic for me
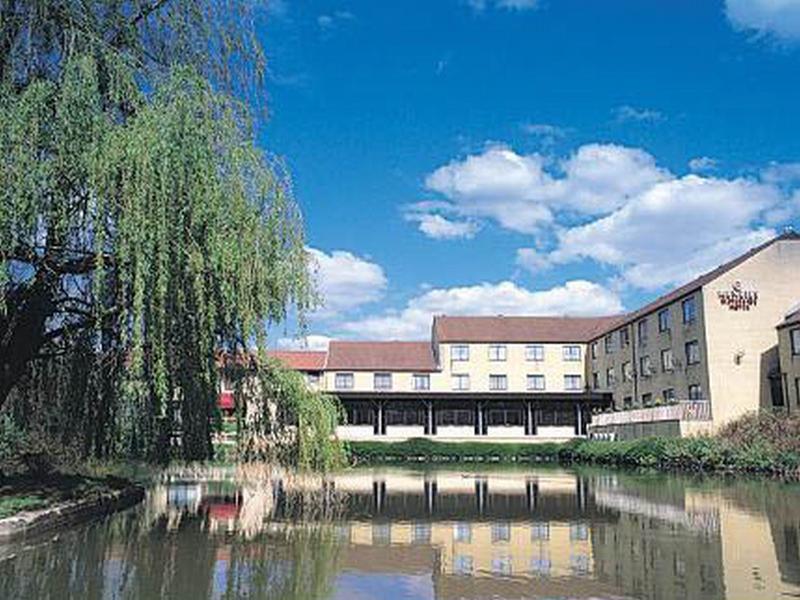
[235,358,346,471]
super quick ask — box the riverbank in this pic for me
[348,434,800,476]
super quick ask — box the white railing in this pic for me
[591,401,711,426]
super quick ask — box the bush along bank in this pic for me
[347,438,565,464]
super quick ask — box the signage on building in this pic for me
[717,280,758,311]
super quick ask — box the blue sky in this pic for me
[258,0,800,347]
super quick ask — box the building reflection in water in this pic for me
[2,465,800,600]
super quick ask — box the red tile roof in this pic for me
[326,341,437,372]
[433,315,624,343]
[267,351,327,371]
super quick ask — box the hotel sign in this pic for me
[717,280,758,311]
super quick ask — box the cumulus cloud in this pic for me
[405,212,480,240]
[540,175,782,289]
[276,335,332,351]
[726,0,800,41]
[689,156,719,173]
[308,248,387,317]
[612,105,664,123]
[338,280,623,340]
[317,10,355,30]
[468,0,539,12]
[418,143,668,234]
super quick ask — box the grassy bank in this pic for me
[348,413,800,476]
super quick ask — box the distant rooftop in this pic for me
[267,350,327,371]
[433,315,624,344]
[326,341,436,372]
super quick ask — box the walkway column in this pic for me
[575,403,583,436]
[425,400,435,435]
[476,401,484,436]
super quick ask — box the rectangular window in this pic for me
[563,345,582,361]
[453,522,472,543]
[637,319,648,345]
[538,406,576,426]
[688,384,703,401]
[488,345,507,361]
[385,404,425,426]
[412,373,430,390]
[658,309,671,332]
[451,344,469,361]
[306,372,321,386]
[592,372,599,389]
[661,348,674,372]
[531,522,550,540]
[335,373,354,390]
[620,327,630,347]
[489,374,508,391]
[488,407,523,426]
[591,342,598,359]
[792,328,800,355]
[345,402,374,425]
[437,408,474,426]
[605,333,614,353]
[622,361,633,382]
[527,374,545,391]
[682,296,697,324]
[685,340,700,365]
[374,372,392,390]
[606,367,616,387]
[564,375,582,391]
[570,523,589,541]
[526,344,544,361]
[623,396,633,409]
[663,388,675,403]
[453,555,473,575]
[642,392,653,407]
[639,355,652,377]
[452,374,470,391]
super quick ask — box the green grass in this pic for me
[0,495,48,519]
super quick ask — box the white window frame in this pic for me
[489,374,508,391]
[562,345,582,362]
[526,344,545,361]
[452,373,470,391]
[792,328,800,356]
[640,355,652,376]
[374,372,393,390]
[688,384,703,401]
[488,344,507,362]
[451,344,469,361]
[622,361,633,382]
[658,309,671,332]
[661,348,674,372]
[335,373,354,390]
[564,374,582,391]
[412,373,430,391]
[663,388,675,403]
[685,340,700,365]
[527,374,546,391]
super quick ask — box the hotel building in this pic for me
[242,232,800,441]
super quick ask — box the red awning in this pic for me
[218,391,234,410]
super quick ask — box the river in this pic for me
[1,464,800,599]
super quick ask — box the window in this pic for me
[685,340,700,365]
[531,522,550,540]
[606,367,616,387]
[620,327,630,347]
[374,372,392,390]
[688,384,703,401]
[452,374,470,391]
[372,523,391,545]
[453,555,473,575]
[527,374,546,391]
[564,375,582,391]
[538,406,576,426]
[623,396,633,409]
[489,406,523,426]
[488,345,507,361]
[570,523,589,541]
[385,403,425,426]
[682,296,697,324]
[453,522,472,543]
[661,348,674,372]
[592,372,599,389]
[792,328,800,356]
[605,333,614,353]
[492,556,513,576]
[658,309,671,332]
[492,522,511,543]
[335,373,354,389]
[412,373,430,390]
[489,374,508,391]
[663,388,675,403]
[413,522,431,544]
[526,344,544,361]
[622,361,633,382]
[563,345,582,361]
[345,402,374,425]
[451,344,469,361]
[642,393,653,407]
[531,555,552,576]
[637,319,648,345]
[437,408,474,426]
[591,342,598,359]
[306,372,321,386]
[639,355,652,376]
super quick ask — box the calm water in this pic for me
[2,464,800,600]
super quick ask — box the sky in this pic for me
[256,0,800,348]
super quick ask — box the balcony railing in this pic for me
[591,401,712,427]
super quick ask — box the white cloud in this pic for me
[726,0,800,41]
[405,212,480,240]
[515,247,551,273]
[419,143,668,234]
[308,248,387,317]
[338,280,623,340]
[468,0,539,11]
[688,156,719,172]
[276,335,332,351]
[317,10,355,30]
[541,175,782,289]
[521,122,569,146]
[761,161,800,185]
[612,105,664,123]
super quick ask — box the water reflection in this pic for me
[2,464,800,599]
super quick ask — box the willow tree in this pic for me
[0,1,323,461]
